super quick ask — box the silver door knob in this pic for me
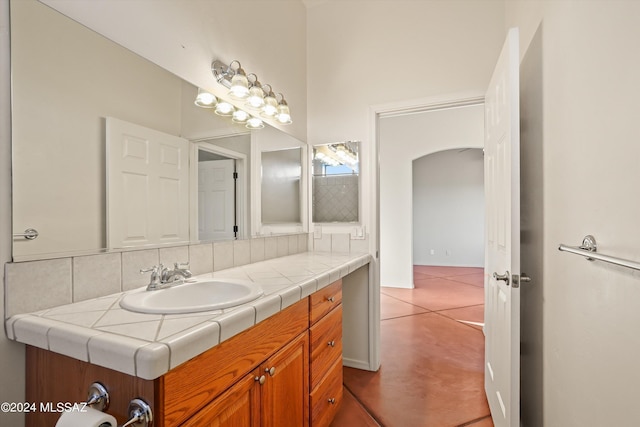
[493,271,510,285]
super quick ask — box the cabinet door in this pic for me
[181,370,260,427]
[261,332,310,427]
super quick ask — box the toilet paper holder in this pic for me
[86,382,109,412]
[121,398,153,427]
[85,382,153,427]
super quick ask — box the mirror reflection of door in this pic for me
[198,155,236,241]
[195,141,248,241]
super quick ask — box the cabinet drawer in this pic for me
[310,358,343,427]
[309,279,342,325]
[309,304,342,390]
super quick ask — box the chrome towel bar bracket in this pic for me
[13,228,39,240]
[558,235,640,272]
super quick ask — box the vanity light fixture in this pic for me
[211,59,292,125]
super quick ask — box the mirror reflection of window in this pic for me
[312,141,360,223]
[261,148,302,224]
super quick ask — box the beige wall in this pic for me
[508,1,640,425]
[40,0,308,142]
[1,2,25,426]
[307,0,506,274]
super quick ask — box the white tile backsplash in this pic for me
[264,237,278,260]
[6,258,72,317]
[188,243,214,275]
[122,249,159,291]
[233,239,251,267]
[277,236,289,257]
[288,234,299,254]
[213,241,234,271]
[250,238,265,263]
[331,233,351,253]
[159,246,190,268]
[4,233,318,318]
[72,253,122,302]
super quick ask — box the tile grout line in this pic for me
[341,383,384,427]
[456,414,493,426]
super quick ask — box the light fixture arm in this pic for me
[211,59,233,88]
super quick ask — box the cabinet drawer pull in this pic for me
[255,375,266,385]
[328,398,336,404]
[265,366,276,376]
[327,340,335,347]
[327,296,335,302]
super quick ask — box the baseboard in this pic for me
[343,356,377,371]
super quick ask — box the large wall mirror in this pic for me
[10,0,305,261]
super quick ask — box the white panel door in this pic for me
[484,28,520,427]
[107,117,189,248]
[198,159,236,241]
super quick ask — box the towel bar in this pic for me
[558,235,640,272]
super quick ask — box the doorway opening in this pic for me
[412,148,484,269]
[190,135,250,242]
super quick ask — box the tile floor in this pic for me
[331,265,493,427]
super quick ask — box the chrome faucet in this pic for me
[140,262,192,291]
[162,262,192,284]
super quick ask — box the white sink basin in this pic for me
[120,279,264,314]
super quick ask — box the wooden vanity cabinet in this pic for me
[25,281,345,427]
[181,332,309,427]
[309,279,343,427]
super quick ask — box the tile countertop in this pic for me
[5,251,371,380]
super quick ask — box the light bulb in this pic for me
[215,101,235,116]
[194,89,217,108]
[246,85,265,109]
[246,117,264,129]
[229,67,249,99]
[232,110,250,123]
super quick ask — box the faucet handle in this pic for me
[140,266,158,274]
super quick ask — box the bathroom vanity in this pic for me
[8,252,370,426]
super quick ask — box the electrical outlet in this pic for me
[446,250,451,256]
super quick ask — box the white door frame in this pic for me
[189,137,248,241]
[368,91,485,372]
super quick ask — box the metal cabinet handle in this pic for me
[265,367,276,376]
[327,296,335,302]
[255,375,266,385]
[328,398,336,404]
[328,340,336,347]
